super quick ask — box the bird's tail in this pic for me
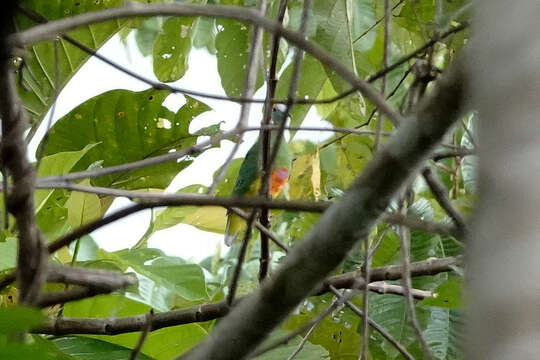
[224,210,242,246]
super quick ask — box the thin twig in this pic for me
[328,285,414,360]
[46,265,137,289]
[130,310,154,360]
[361,236,372,360]
[257,0,290,283]
[374,0,392,152]
[40,128,242,184]
[36,125,390,185]
[285,317,318,360]
[422,167,468,236]
[367,23,468,83]
[399,208,434,360]
[208,0,268,194]
[226,211,258,306]
[229,207,289,252]
[319,66,412,151]
[11,2,404,126]
[363,0,392,356]
[15,5,387,108]
[249,295,348,358]
[352,0,405,44]
[35,36,60,169]
[432,147,474,161]
[461,118,477,148]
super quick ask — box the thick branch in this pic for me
[179,59,467,360]
[0,3,47,306]
[32,256,458,335]
[46,265,137,290]
[37,286,124,308]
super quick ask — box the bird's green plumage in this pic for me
[224,108,291,245]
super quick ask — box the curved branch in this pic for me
[10,2,402,125]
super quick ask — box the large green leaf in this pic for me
[63,294,150,319]
[136,159,245,244]
[422,277,464,309]
[275,55,329,128]
[153,17,196,82]
[0,306,44,335]
[285,314,360,359]
[65,179,102,228]
[63,294,207,359]
[0,237,18,272]
[35,144,97,213]
[368,293,430,359]
[395,0,469,34]
[423,309,464,360]
[99,248,209,304]
[0,343,61,360]
[40,90,214,190]
[53,337,153,360]
[34,146,100,243]
[255,330,329,360]
[192,18,217,54]
[135,17,164,57]
[311,0,359,93]
[215,19,264,97]
[16,0,166,127]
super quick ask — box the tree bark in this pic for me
[467,1,540,358]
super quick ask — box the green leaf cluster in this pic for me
[3,0,474,358]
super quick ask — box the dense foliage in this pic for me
[0,0,472,359]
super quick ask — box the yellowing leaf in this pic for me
[289,153,321,200]
[311,150,322,200]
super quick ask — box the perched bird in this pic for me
[224,105,291,245]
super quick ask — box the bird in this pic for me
[224,104,291,246]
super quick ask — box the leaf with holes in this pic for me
[153,17,196,82]
[215,19,264,97]
[16,0,168,129]
[39,90,215,190]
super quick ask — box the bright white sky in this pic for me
[30,32,332,262]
